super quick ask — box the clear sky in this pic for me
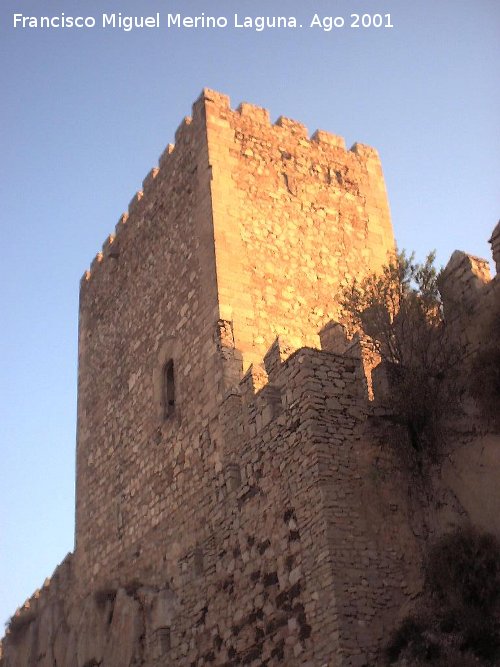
[0,0,499,628]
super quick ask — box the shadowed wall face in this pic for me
[75,98,223,588]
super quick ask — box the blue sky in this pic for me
[1,0,499,628]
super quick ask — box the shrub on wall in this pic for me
[339,251,460,461]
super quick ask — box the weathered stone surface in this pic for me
[75,596,108,666]
[102,589,143,667]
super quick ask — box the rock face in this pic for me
[1,572,176,667]
[1,91,499,666]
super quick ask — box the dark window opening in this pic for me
[193,548,204,576]
[163,359,175,419]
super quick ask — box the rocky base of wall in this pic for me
[1,578,177,667]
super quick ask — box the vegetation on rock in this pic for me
[386,526,500,666]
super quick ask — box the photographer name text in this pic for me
[12,12,394,32]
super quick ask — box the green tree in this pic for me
[340,251,459,459]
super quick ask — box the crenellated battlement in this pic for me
[81,111,196,286]
[80,89,391,293]
[216,329,370,448]
[438,223,499,333]
[439,250,492,306]
[201,87,365,153]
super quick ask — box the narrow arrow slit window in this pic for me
[163,359,175,419]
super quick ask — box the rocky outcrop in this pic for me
[1,567,177,667]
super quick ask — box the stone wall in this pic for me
[2,343,426,666]
[435,222,500,539]
[75,92,223,594]
[439,231,500,354]
[74,88,396,598]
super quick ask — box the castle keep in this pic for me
[76,88,394,587]
[2,91,499,667]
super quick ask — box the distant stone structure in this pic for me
[1,91,498,667]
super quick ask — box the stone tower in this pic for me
[2,90,499,667]
[75,88,394,592]
[4,89,412,667]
